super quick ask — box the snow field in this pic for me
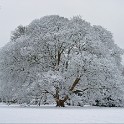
[0,104,124,123]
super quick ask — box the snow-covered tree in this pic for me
[11,25,27,42]
[0,15,124,107]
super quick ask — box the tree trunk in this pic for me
[56,99,65,107]
[55,78,80,107]
[38,96,42,106]
[57,51,61,66]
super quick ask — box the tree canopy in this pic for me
[0,15,124,107]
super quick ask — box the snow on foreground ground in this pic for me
[0,103,124,123]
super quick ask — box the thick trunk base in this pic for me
[56,100,65,107]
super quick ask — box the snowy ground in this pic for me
[0,103,124,123]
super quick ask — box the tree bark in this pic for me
[54,88,65,107]
[56,99,65,107]
[54,78,81,107]
[57,51,61,66]
[70,78,80,91]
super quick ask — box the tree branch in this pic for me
[69,78,80,91]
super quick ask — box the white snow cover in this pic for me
[0,104,124,123]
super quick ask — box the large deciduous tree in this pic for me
[0,15,124,107]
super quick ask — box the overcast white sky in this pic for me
[0,0,124,49]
